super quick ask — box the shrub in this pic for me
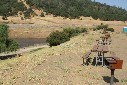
[40,12,45,17]
[24,8,34,18]
[63,27,87,38]
[107,28,115,32]
[78,27,87,33]
[63,28,78,37]
[46,31,70,46]
[0,43,6,52]
[0,24,19,53]
[0,24,9,43]
[96,24,108,30]
[92,28,96,31]
[47,27,87,46]
[6,40,19,52]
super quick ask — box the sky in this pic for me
[95,0,127,10]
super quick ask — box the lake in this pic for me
[12,38,47,48]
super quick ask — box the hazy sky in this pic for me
[95,0,127,10]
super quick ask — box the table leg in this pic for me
[102,52,104,66]
[95,52,99,66]
[110,69,115,85]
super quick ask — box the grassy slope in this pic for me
[0,32,101,85]
[1,31,127,85]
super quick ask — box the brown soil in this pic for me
[8,28,62,39]
[0,30,127,85]
[4,16,127,39]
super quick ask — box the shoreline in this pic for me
[0,44,49,59]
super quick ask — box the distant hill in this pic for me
[0,0,127,21]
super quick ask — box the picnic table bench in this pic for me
[82,32,123,85]
[100,35,111,45]
[82,52,91,65]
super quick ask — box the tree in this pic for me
[0,24,19,53]
[0,0,26,20]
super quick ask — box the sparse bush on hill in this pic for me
[23,8,34,19]
[0,0,26,20]
[96,24,115,32]
[47,27,87,46]
[40,12,45,17]
[96,24,108,30]
[107,28,115,32]
[0,24,19,53]
[63,27,87,38]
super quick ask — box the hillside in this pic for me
[0,31,127,85]
[0,0,127,21]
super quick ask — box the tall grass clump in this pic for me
[47,27,87,47]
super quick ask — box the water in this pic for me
[12,38,47,48]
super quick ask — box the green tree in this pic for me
[0,0,26,20]
[0,24,19,53]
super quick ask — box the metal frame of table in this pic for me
[91,45,109,66]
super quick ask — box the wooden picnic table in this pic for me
[91,45,109,66]
[100,36,110,45]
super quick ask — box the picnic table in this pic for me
[91,45,109,66]
[82,32,123,85]
[100,36,109,45]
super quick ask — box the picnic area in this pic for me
[0,30,127,85]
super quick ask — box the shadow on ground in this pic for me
[0,54,21,60]
[102,76,119,83]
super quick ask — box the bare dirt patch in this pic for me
[4,16,127,39]
[8,28,62,39]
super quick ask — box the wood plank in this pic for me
[103,45,109,52]
[91,45,99,52]
[82,52,91,59]
[97,45,103,52]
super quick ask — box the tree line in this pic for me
[0,0,27,19]
[0,0,127,21]
[26,0,127,21]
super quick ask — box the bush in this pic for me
[47,27,87,46]
[24,8,34,18]
[46,31,70,46]
[0,43,6,52]
[40,12,45,17]
[6,40,19,52]
[107,28,115,32]
[96,24,108,30]
[0,24,9,43]
[63,27,87,38]
[0,24,19,53]
[63,28,78,38]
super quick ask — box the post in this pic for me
[102,52,104,66]
[83,58,84,65]
[110,69,115,85]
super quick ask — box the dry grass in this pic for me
[5,16,127,39]
[0,15,127,84]
[1,31,127,85]
[0,32,102,85]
